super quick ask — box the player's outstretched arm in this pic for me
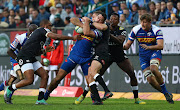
[46,32,76,40]
[7,48,17,59]
[70,17,83,27]
[92,22,108,31]
[123,40,134,50]
[140,39,163,50]
[83,17,97,38]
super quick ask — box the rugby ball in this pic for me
[75,26,83,34]
[43,58,50,66]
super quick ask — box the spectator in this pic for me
[155,2,161,21]
[9,9,15,17]
[0,21,9,28]
[26,10,40,26]
[111,3,123,16]
[56,3,65,16]
[18,0,24,8]
[8,15,16,28]
[120,1,127,10]
[64,17,75,30]
[53,13,65,27]
[107,0,114,19]
[24,0,30,13]
[123,8,132,24]
[0,9,5,21]
[60,0,68,9]
[157,1,167,24]
[14,15,25,28]
[38,5,50,21]
[61,5,75,21]
[49,6,57,24]
[4,0,13,11]
[92,0,108,11]
[148,2,156,24]
[176,2,180,23]
[19,8,29,24]
[11,0,19,12]
[72,0,82,17]
[28,7,34,21]
[129,3,139,25]
[119,14,129,27]
[138,7,147,24]
[48,0,60,7]
[165,1,177,24]
[3,10,9,23]
[81,0,92,17]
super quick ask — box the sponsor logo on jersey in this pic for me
[81,35,94,41]
[138,38,156,43]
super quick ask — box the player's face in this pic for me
[46,22,53,30]
[110,15,119,26]
[141,19,151,31]
[92,13,99,22]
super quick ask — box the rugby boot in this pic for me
[92,101,103,105]
[101,92,113,101]
[164,92,174,104]
[135,98,146,104]
[4,86,13,104]
[75,94,85,104]
[35,99,48,105]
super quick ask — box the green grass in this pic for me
[0,95,179,110]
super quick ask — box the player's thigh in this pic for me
[60,57,77,74]
[90,60,102,75]
[99,61,112,76]
[117,59,135,76]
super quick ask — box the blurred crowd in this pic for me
[0,0,179,29]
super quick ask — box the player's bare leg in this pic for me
[90,60,112,101]
[117,59,145,104]
[44,69,68,100]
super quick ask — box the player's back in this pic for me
[18,28,50,57]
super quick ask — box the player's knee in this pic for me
[143,70,154,78]
[150,59,159,72]
[42,73,49,81]
[150,67,158,74]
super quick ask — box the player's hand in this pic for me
[73,35,82,41]
[82,17,91,22]
[45,46,54,52]
[140,44,149,50]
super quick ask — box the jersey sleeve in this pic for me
[117,27,127,37]
[10,36,20,51]
[156,30,163,40]
[129,29,136,41]
[44,28,51,37]
[93,29,103,39]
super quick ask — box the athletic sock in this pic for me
[160,82,168,94]
[83,86,89,97]
[44,90,51,100]
[9,84,17,91]
[0,82,4,91]
[131,86,138,98]
[89,81,101,102]
[38,88,46,100]
[94,74,110,93]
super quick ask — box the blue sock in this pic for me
[44,90,51,100]
[9,90,15,99]
[0,82,4,91]
[160,83,168,94]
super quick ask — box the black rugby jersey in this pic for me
[18,28,50,57]
[109,26,127,55]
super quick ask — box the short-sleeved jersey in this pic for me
[10,33,28,55]
[109,26,127,55]
[18,28,50,57]
[71,29,103,58]
[129,24,163,56]
[94,24,109,55]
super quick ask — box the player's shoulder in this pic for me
[151,25,161,33]
[132,24,141,34]
[15,33,27,41]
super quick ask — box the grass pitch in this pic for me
[0,95,179,110]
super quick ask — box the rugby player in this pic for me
[124,13,174,104]
[44,11,108,105]
[76,13,146,104]
[0,24,38,104]
[4,20,77,105]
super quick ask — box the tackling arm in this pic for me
[92,22,108,31]
[46,32,75,40]
[83,17,96,38]
[110,34,126,44]
[7,48,17,60]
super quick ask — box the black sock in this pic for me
[90,84,101,102]
[83,90,88,97]
[38,91,44,100]
[95,75,110,93]
[8,85,14,91]
[133,90,138,98]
